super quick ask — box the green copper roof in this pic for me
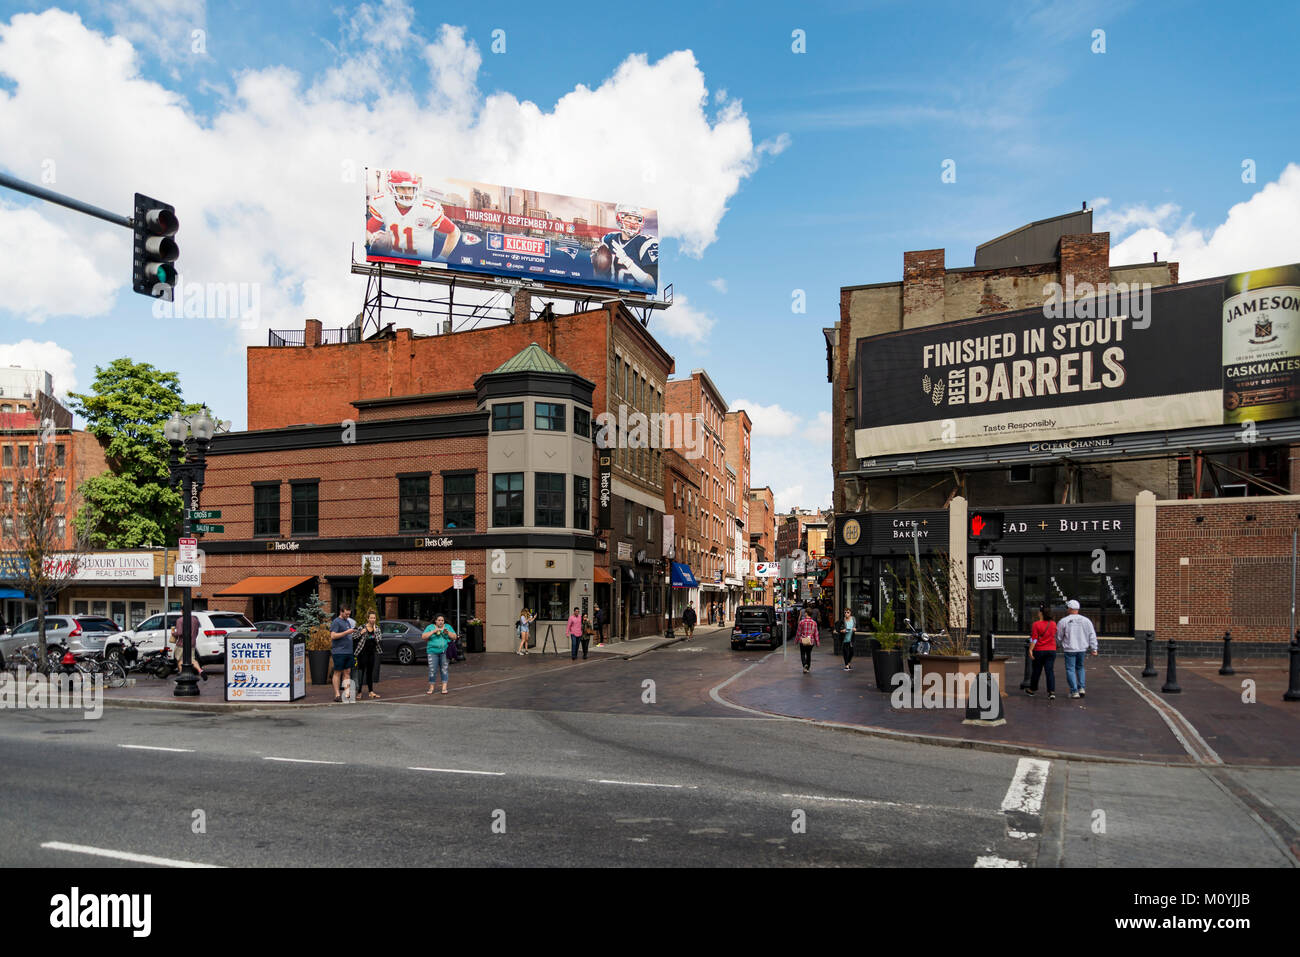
[491,342,578,376]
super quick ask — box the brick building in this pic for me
[219,301,673,641]
[664,447,702,623]
[724,410,752,610]
[666,370,730,621]
[746,486,775,603]
[196,342,603,652]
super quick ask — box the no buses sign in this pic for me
[973,555,1003,590]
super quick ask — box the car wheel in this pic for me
[730,641,742,651]
[105,646,122,663]
[396,644,414,666]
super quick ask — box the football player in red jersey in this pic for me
[367,170,461,261]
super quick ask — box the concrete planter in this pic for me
[915,654,1008,704]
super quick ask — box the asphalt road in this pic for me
[2,626,1296,868]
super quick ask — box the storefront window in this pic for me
[523,581,570,622]
[130,601,147,629]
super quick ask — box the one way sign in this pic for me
[973,555,1003,590]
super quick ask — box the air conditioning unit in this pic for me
[441,320,453,335]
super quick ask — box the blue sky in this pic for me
[1,0,1298,510]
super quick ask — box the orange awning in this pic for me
[374,575,455,595]
[593,567,614,584]
[213,575,316,597]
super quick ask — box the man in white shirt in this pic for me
[1058,599,1098,699]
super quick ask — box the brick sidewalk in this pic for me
[716,639,1300,766]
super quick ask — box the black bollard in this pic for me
[1218,629,1234,676]
[1020,638,1034,690]
[1161,638,1181,694]
[1142,634,1157,677]
[1285,630,1300,702]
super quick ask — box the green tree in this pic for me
[355,559,377,626]
[67,358,211,548]
[297,590,332,651]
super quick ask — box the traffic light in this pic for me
[968,510,1004,542]
[132,193,179,301]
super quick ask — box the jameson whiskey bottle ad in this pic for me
[1222,263,1300,424]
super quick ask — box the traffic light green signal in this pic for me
[133,193,179,300]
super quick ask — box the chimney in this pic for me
[305,318,322,347]
[512,287,531,323]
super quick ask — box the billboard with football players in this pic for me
[854,263,1300,459]
[365,169,659,295]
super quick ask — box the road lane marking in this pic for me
[41,842,221,868]
[592,779,695,789]
[974,855,1024,868]
[263,756,345,765]
[1000,758,1051,815]
[1112,666,1223,765]
[781,792,1000,817]
[708,660,787,717]
[409,767,505,776]
[118,744,195,753]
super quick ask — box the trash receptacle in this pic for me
[465,623,484,653]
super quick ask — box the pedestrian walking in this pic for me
[795,608,820,673]
[1058,599,1098,698]
[594,604,606,646]
[567,607,584,660]
[353,612,381,699]
[839,609,856,671]
[682,602,697,639]
[516,608,535,656]
[170,613,207,681]
[581,612,593,659]
[1025,605,1057,699]
[424,615,456,695]
[330,605,355,702]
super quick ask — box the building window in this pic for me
[55,515,65,540]
[574,407,591,439]
[646,506,655,541]
[54,480,65,504]
[523,580,570,622]
[625,505,633,536]
[0,480,10,503]
[492,473,524,527]
[1,446,9,467]
[574,476,590,531]
[399,475,430,532]
[1009,464,1033,483]
[535,402,566,432]
[291,481,319,536]
[443,473,475,530]
[253,484,280,537]
[18,446,28,468]
[55,444,65,467]
[492,402,524,431]
[535,472,566,527]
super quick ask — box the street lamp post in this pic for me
[165,407,216,698]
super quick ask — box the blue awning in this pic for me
[670,563,699,588]
[0,588,25,599]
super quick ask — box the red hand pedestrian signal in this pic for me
[970,515,986,538]
[968,511,1004,541]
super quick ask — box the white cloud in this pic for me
[0,200,118,321]
[709,277,728,294]
[731,400,831,514]
[0,9,773,337]
[0,339,79,397]
[1106,164,1300,280]
[102,0,206,65]
[652,293,716,344]
[732,398,802,438]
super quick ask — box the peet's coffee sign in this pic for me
[412,536,457,549]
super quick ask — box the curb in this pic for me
[103,697,330,713]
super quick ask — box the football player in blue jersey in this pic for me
[592,203,658,290]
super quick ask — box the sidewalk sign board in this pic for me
[224,635,306,703]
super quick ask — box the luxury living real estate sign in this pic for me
[364,168,659,295]
[854,264,1300,458]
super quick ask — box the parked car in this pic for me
[379,620,427,665]
[104,610,258,666]
[253,620,298,635]
[731,605,782,650]
[0,615,121,665]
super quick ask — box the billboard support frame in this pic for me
[351,252,673,338]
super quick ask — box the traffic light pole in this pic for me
[0,171,133,228]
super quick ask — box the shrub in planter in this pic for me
[870,605,905,692]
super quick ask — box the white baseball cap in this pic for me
[1067,599,1080,610]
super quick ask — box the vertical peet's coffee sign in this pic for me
[597,453,613,530]
[855,263,1300,458]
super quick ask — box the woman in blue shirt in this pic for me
[424,615,456,695]
[840,609,856,671]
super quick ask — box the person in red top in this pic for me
[1026,605,1057,699]
[795,609,821,674]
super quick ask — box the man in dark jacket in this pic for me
[594,604,606,646]
[682,602,697,639]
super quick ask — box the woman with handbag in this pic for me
[352,612,382,699]
[795,608,821,674]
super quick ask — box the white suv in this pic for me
[107,610,258,665]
